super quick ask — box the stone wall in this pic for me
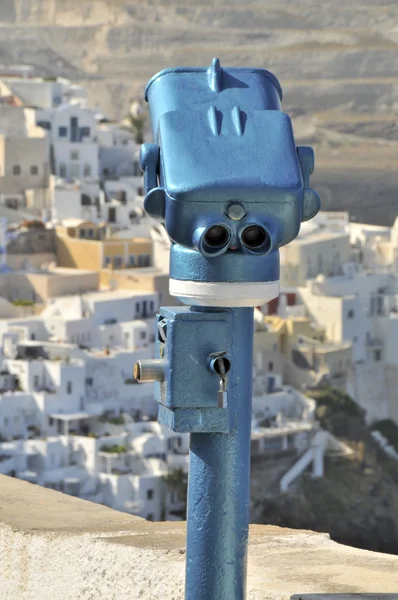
[0,475,397,599]
[7,229,55,255]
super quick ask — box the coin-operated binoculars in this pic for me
[134,59,320,600]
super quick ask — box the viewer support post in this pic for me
[135,58,320,600]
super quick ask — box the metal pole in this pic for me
[185,307,254,600]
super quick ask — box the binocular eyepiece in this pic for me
[198,222,271,257]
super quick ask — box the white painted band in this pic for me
[169,279,280,307]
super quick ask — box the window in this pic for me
[59,126,67,137]
[306,258,312,278]
[137,186,144,196]
[83,163,91,177]
[37,121,51,131]
[113,256,123,268]
[146,489,154,500]
[136,302,140,314]
[129,255,135,267]
[69,164,79,178]
[31,165,39,175]
[347,310,355,319]
[146,514,154,521]
[81,193,91,206]
[138,254,150,267]
[70,150,79,161]
[80,126,91,138]
[268,361,274,372]
[30,333,36,340]
[48,417,54,427]
[140,331,146,340]
[59,163,66,178]
[104,256,112,268]
[353,336,358,343]
[87,228,94,238]
[150,301,155,313]
[67,381,72,394]
[108,207,116,223]
[70,117,79,142]
[374,350,382,362]
[13,165,21,175]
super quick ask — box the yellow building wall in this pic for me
[56,236,102,270]
[100,269,174,306]
[103,239,152,265]
[47,272,99,298]
[0,137,5,175]
[6,252,56,270]
[56,230,152,271]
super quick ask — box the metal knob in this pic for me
[134,359,167,383]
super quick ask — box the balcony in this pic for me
[366,337,384,348]
[0,474,397,599]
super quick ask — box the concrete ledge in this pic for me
[1,475,397,599]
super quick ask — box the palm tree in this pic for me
[123,100,148,144]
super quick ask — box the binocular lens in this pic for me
[241,226,268,249]
[204,225,230,247]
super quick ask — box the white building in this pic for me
[49,104,99,181]
[294,220,398,424]
[0,284,190,520]
[0,106,50,206]
[280,225,351,289]
[0,73,147,246]
[0,77,87,112]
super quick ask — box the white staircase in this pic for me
[280,431,327,493]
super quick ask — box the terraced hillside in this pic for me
[1,0,398,223]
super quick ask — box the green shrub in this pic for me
[12,299,34,306]
[108,416,125,425]
[99,412,124,425]
[27,425,41,436]
[100,444,126,454]
[307,386,366,440]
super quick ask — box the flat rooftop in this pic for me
[81,289,157,302]
[295,230,349,245]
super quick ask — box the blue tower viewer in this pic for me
[135,58,320,600]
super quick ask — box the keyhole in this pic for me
[213,357,231,377]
